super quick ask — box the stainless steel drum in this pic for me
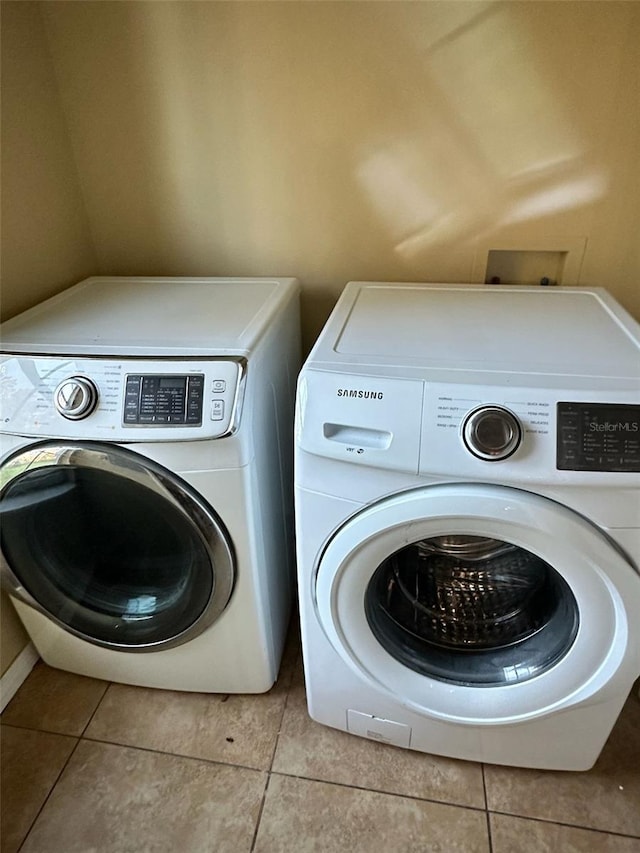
[386,536,552,650]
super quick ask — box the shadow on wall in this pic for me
[37,0,639,338]
[354,3,607,260]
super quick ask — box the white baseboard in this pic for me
[0,643,39,713]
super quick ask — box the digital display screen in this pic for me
[159,376,186,389]
[580,403,639,434]
[557,402,640,472]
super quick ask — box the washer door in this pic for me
[0,441,235,651]
[315,483,640,725]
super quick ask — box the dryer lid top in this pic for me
[0,277,298,356]
[325,282,640,380]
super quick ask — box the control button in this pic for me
[212,380,226,393]
[54,376,99,420]
[603,454,620,467]
[462,406,522,461]
[211,400,225,421]
[562,436,579,448]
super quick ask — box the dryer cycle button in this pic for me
[54,376,99,420]
[462,406,522,461]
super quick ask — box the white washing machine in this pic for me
[0,276,300,693]
[295,281,640,770]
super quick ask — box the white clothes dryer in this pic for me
[1,276,300,693]
[295,282,640,770]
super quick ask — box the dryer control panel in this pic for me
[124,374,205,426]
[0,355,245,441]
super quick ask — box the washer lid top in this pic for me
[327,282,640,379]
[0,277,298,356]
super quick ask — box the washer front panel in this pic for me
[297,369,640,486]
[0,355,245,440]
[0,441,236,651]
[314,484,640,725]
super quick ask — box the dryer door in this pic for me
[0,441,235,651]
[314,483,640,725]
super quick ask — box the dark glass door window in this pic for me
[365,535,579,686]
[0,445,232,649]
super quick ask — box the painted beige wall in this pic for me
[1,2,97,321]
[0,2,97,675]
[37,0,640,348]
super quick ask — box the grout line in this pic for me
[487,809,640,841]
[249,770,272,853]
[2,679,111,741]
[267,767,488,815]
[481,762,494,853]
[486,809,494,853]
[247,644,299,852]
[1,722,78,739]
[15,730,84,853]
[265,656,296,774]
[78,679,112,737]
[480,760,489,810]
[78,733,269,775]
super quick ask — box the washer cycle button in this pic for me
[462,406,522,461]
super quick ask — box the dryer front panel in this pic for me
[0,441,235,651]
[314,483,640,725]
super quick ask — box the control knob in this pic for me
[54,376,99,420]
[462,406,521,461]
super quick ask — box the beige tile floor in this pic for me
[2,626,639,853]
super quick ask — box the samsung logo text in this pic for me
[336,389,384,400]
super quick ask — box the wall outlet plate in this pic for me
[471,236,587,285]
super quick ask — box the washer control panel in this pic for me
[557,403,640,472]
[421,383,639,480]
[296,370,640,483]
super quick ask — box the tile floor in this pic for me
[2,625,639,853]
